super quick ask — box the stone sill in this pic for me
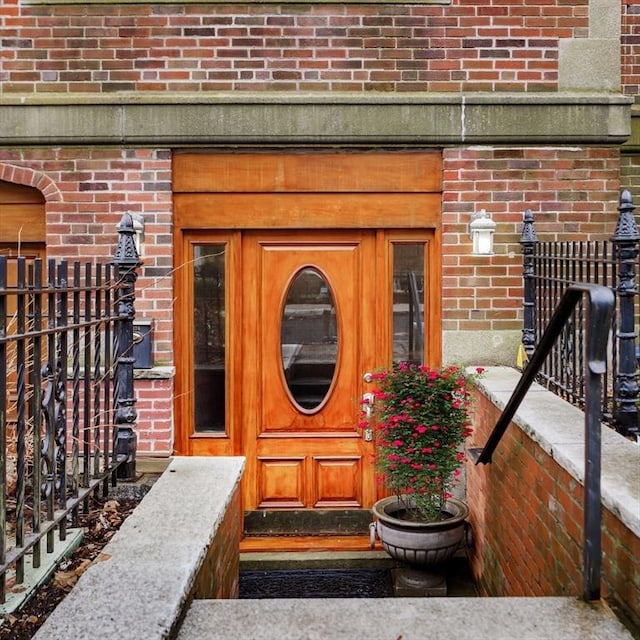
[0,91,632,106]
[133,365,175,380]
[472,366,640,539]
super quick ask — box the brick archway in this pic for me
[0,163,62,203]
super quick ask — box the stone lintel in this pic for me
[0,92,632,147]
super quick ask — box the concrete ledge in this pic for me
[177,597,633,639]
[32,456,245,640]
[444,329,521,367]
[0,92,632,146]
[473,367,640,539]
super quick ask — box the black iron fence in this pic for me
[521,190,639,440]
[0,214,140,603]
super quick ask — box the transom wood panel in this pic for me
[173,152,442,230]
[173,152,442,193]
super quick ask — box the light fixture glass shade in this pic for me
[469,210,496,255]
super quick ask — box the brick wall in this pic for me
[466,389,640,630]
[1,146,621,348]
[135,378,174,455]
[623,3,640,100]
[193,482,242,599]
[0,144,623,452]
[621,154,640,196]
[0,0,592,93]
[0,149,174,455]
[0,148,173,358]
[441,146,622,333]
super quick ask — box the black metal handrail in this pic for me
[468,282,614,602]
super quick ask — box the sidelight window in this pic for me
[392,243,425,364]
[193,244,226,432]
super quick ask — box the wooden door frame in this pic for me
[173,152,443,459]
[174,230,243,456]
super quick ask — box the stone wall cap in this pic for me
[0,91,633,107]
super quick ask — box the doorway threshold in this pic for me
[240,534,376,553]
[241,508,376,552]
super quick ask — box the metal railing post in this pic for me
[520,209,538,364]
[612,190,640,439]
[113,213,141,482]
[470,283,614,602]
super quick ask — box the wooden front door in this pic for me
[242,231,377,510]
[173,152,442,512]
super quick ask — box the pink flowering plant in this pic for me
[363,362,483,522]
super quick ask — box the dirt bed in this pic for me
[0,497,139,640]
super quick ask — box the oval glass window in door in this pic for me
[280,267,338,412]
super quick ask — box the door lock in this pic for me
[361,392,375,441]
[361,392,375,417]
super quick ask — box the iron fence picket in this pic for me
[522,191,639,438]
[0,214,140,602]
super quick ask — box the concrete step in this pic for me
[177,597,635,640]
[240,549,397,570]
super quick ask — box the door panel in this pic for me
[243,232,377,510]
[259,241,360,432]
[174,193,440,229]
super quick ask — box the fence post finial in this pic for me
[113,213,142,481]
[521,209,538,364]
[612,190,640,439]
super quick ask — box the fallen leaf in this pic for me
[26,615,39,624]
[53,559,91,591]
[54,570,79,591]
[97,553,111,562]
[103,500,120,514]
[75,559,91,577]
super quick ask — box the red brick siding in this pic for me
[135,378,174,455]
[623,3,640,100]
[0,149,174,455]
[621,155,640,196]
[442,146,621,333]
[193,482,242,599]
[0,0,594,93]
[466,390,640,629]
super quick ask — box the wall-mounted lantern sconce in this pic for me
[469,209,496,255]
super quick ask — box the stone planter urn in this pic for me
[370,495,469,567]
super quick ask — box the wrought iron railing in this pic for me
[0,214,140,604]
[521,190,639,440]
[470,282,615,602]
